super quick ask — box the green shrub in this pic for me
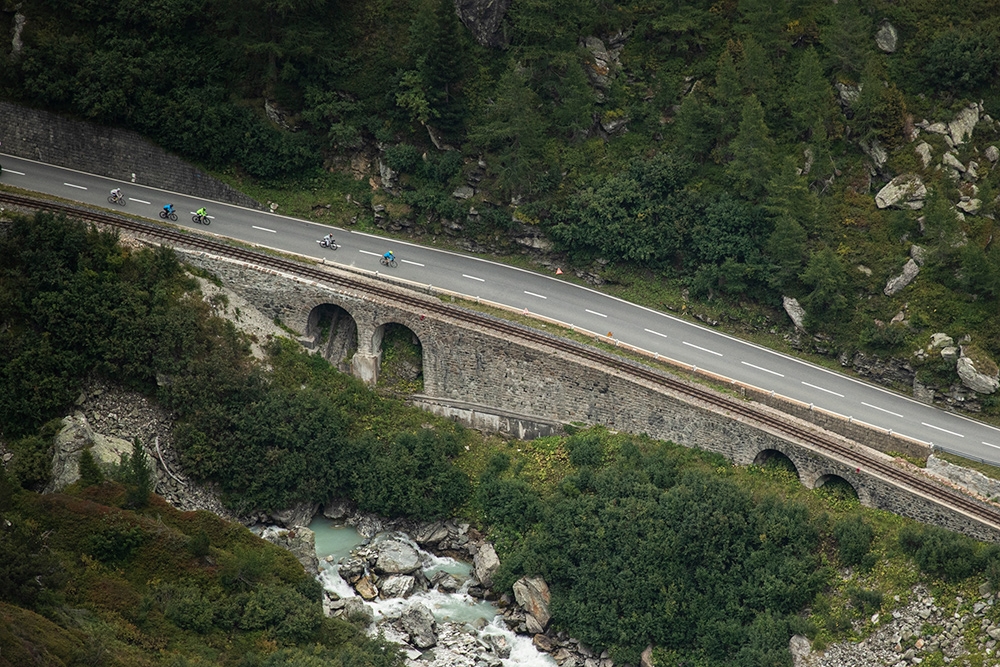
[163,586,214,633]
[566,432,604,468]
[84,517,147,564]
[833,515,874,567]
[899,524,982,581]
[77,449,104,488]
[188,530,211,558]
[848,587,883,616]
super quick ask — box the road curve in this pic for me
[4,152,1000,466]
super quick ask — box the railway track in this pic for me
[7,191,1000,534]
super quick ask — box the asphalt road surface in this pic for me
[5,152,1000,464]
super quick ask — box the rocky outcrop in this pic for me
[400,603,438,649]
[986,145,1000,163]
[11,13,26,62]
[875,174,927,209]
[513,576,551,633]
[957,348,1000,394]
[257,525,320,576]
[884,258,920,296]
[914,142,932,168]
[455,0,512,48]
[270,502,319,529]
[379,574,418,599]
[44,413,133,493]
[927,455,1000,500]
[782,296,806,331]
[949,103,980,145]
[875,21,898,53]
[473,543,501,588]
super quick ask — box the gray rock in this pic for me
[875,21,898,53]
[640,645,654,667]
[957,352,1000,394]
[910,244,927,266]
[374,539,422,574]
[323,498,354,520]
[582,36,614,92]
[379,574,417,599]
[414,521,450,546]
[488,634,511,659]
[985,145,1000,163]
[270,502,319,529]
[453,185,475,199]
[924,122,949,135]
[875,174,927,209]
[950,104,980,145]
[343,597,374,626]
[989,626,1000,641]
[835,82,860,108]
[782,296,807,331]
[915,142,933,168]
[861,139,888,170]
[437,574,462,592]
[455,0,512,48]
[884,258,920,296]
[473,543,501,589]
[930,333,955,349]
[338,556,366,584]
[942,151,966,172]
[259,526,320,576]
[940,346,959,361]
[401,603,438,648]
[957,198,981,214]
[45,414,133,493]
[513,576,552,630]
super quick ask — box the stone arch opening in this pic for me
[814,474,860,501]
[752,449,799,479]
[306,304,358,374]
[372,322,423,392]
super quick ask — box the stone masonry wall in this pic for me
[176,251,1000,543]
[0,101,261,209]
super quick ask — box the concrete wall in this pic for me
[0,101,261,209]
[177,251,1000,542]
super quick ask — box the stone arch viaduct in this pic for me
[181,250,1000,542]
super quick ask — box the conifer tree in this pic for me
[726,95,775,200]
[820,0,872,77]
[714,50,744,141]
[121,438,153,510]
[788,47,837,143]
[852,59,906,148]
[740,37,778,116]
[78,449,104,488]
[800,247,850,326]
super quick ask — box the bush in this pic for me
[833,515,874,567]
[188,530,211,558]
[899,524,982,581]
[848,587,883,615]
[84,517,147,564]
[163,586,214,633]
[566,432,604,468]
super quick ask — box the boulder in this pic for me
[45,414,132,493]
[582,36,614,92]
[835,82,860,108]
[473,543,501,589]
[875,174,926,209]
[957,198,981,214]
[910,244,927,266]
[270,502,319,528]
[985,145,1000,163]
[533,634,556,652]
[940,346,959,361]
[875,21,898,53]
[259,526,320,576]
[343,597,374,626]
[374,540,422,574]
[323,498,354,519]
[957,348,1000,394]
[414,521,450,546]
[455,0,512,48]
[782,296,807,331]
[640,645,655,667]
[488,634,511,659]
[915,142,933,168]
[400,603,438,648]
[949,104,980,145]
[452,185,475,199]
[437,574,462,592]
[513,576,552,630]
[379,574,418,599]
[355,574,379,601]
[861,139,888,170]
[883,258,920,296]
[929,333,955,349]
[942,152,966,172]
[924,121,949,135]
[338,556,367,584]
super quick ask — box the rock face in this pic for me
[927,455,1000,499]
[582,36,615,92]
[915,141,933,168]
[949,103,980,145]
[473,543,501,588]
[782,296,806,331]
[513,576,551,632]
[258,526,320,576]
[455,0,512,48]
[45,413,133,493]
[400,603,438,648]
[883,258,920,296]
[270,502,319,529]
[789,634,811,667]
[375,539,422,574]
[875,21,898,53]
[875,174,927,209]
[957,349,1000,394]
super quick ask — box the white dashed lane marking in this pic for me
[861,402,903,418]
[252,226,276,233]
[585,309,607,318]
[741,361,783,377]
[644,328,667,338]
[922,422,964,438]
[402,260,424,266]
[64,182,87,190]
[683,341,722,356]
[524,291,547,299]
[1,168,25,175]
[984,441,1000,450]
[801,381,844,398]
[360,250,381,256]
[463,274,485,282]
[129,198,151,205]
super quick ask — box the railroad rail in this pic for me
[6,191,1000,535]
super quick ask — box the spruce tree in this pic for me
[740,37,778,116]
[788,47,837,143]
[122,438,153,510]
[800,247,850,326]
[78,449,104,488]
[726,95,775,200]
[714,50,744,141]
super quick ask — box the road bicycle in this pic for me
[192,214,210,225]
[318,237,339,250]
[107,193,126,206]
[159,209,178,221]
[379,255,397,268]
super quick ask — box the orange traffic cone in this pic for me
[556,268,563,275]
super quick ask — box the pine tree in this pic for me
[726,95,775,200]
[674,92,714,161]
[788,47,838,143]
[766,216,809,291]
[740,37,778,116]
[852,59,906,148]
[121,438,153,510]
[800,247,849,326]
[78,449,104,488]
[820,0,872,77]
[714,50,744,141]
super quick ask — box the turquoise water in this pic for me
[308,517,367,559]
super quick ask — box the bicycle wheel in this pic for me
[159,210,167,219]
[202,216,210,225]
[389,258,397,268]
[169,212,178,221]
[108,196,117,204]
[192,215,201,224]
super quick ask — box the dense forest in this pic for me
[4,212,1000,666]
[4,0,1000,407]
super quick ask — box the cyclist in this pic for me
[110,187,123,202]
[163,203,174,216]
[383,250,395,263]
[323,233,336,247]
[196,207,208,221]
